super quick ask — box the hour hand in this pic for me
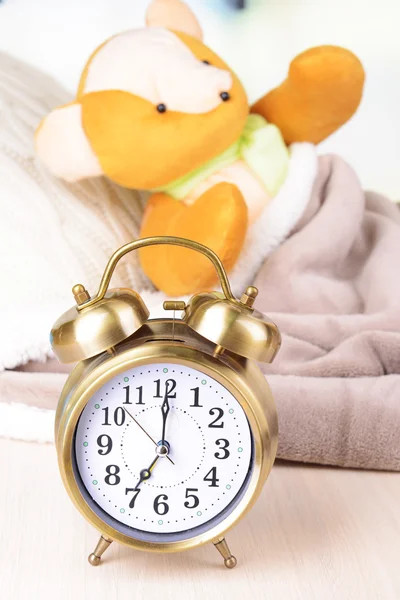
[135,456,159,489]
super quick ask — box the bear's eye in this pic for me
[156,103,167,113]
[220,92,230,102]
[203,60,211,65]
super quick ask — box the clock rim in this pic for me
[55,324,277,554]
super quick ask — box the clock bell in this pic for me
[51,236,280,365]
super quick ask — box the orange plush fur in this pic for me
[140,182,248,295]
[252,46,365,145]
[79,33,249,189]
[35,0,365,297]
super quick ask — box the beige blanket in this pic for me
[258,155,400,470]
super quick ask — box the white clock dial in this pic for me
[74,363,253,539]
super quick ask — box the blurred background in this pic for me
[0,0,398,199]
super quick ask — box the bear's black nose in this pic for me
[157,103,167,113]
[220,92,230,102]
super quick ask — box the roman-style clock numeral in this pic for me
[203,467,219,487]
[97,434,113,455]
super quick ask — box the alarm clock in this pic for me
[52,236,280,569]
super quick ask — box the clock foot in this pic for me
[88,535,113,566]
[213,538,237,569]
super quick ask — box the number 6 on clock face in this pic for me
[74,363,253,540]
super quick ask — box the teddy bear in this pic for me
[35,0,365,297]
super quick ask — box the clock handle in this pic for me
[77,236,236,311]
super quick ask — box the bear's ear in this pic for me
[35,102,103,182]
[146,0,203,40]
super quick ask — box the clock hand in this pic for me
[160,391,170,445]
[134,455,159,489]
[123,406,158,445]
[123,406,175,465]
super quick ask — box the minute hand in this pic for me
[160,393,170,445]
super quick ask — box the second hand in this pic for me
[123,406,175,465]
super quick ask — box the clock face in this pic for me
[74,362,253,542]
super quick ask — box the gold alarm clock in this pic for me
[52,236,280,569]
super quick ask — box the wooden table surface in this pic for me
[1,438,399,600]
